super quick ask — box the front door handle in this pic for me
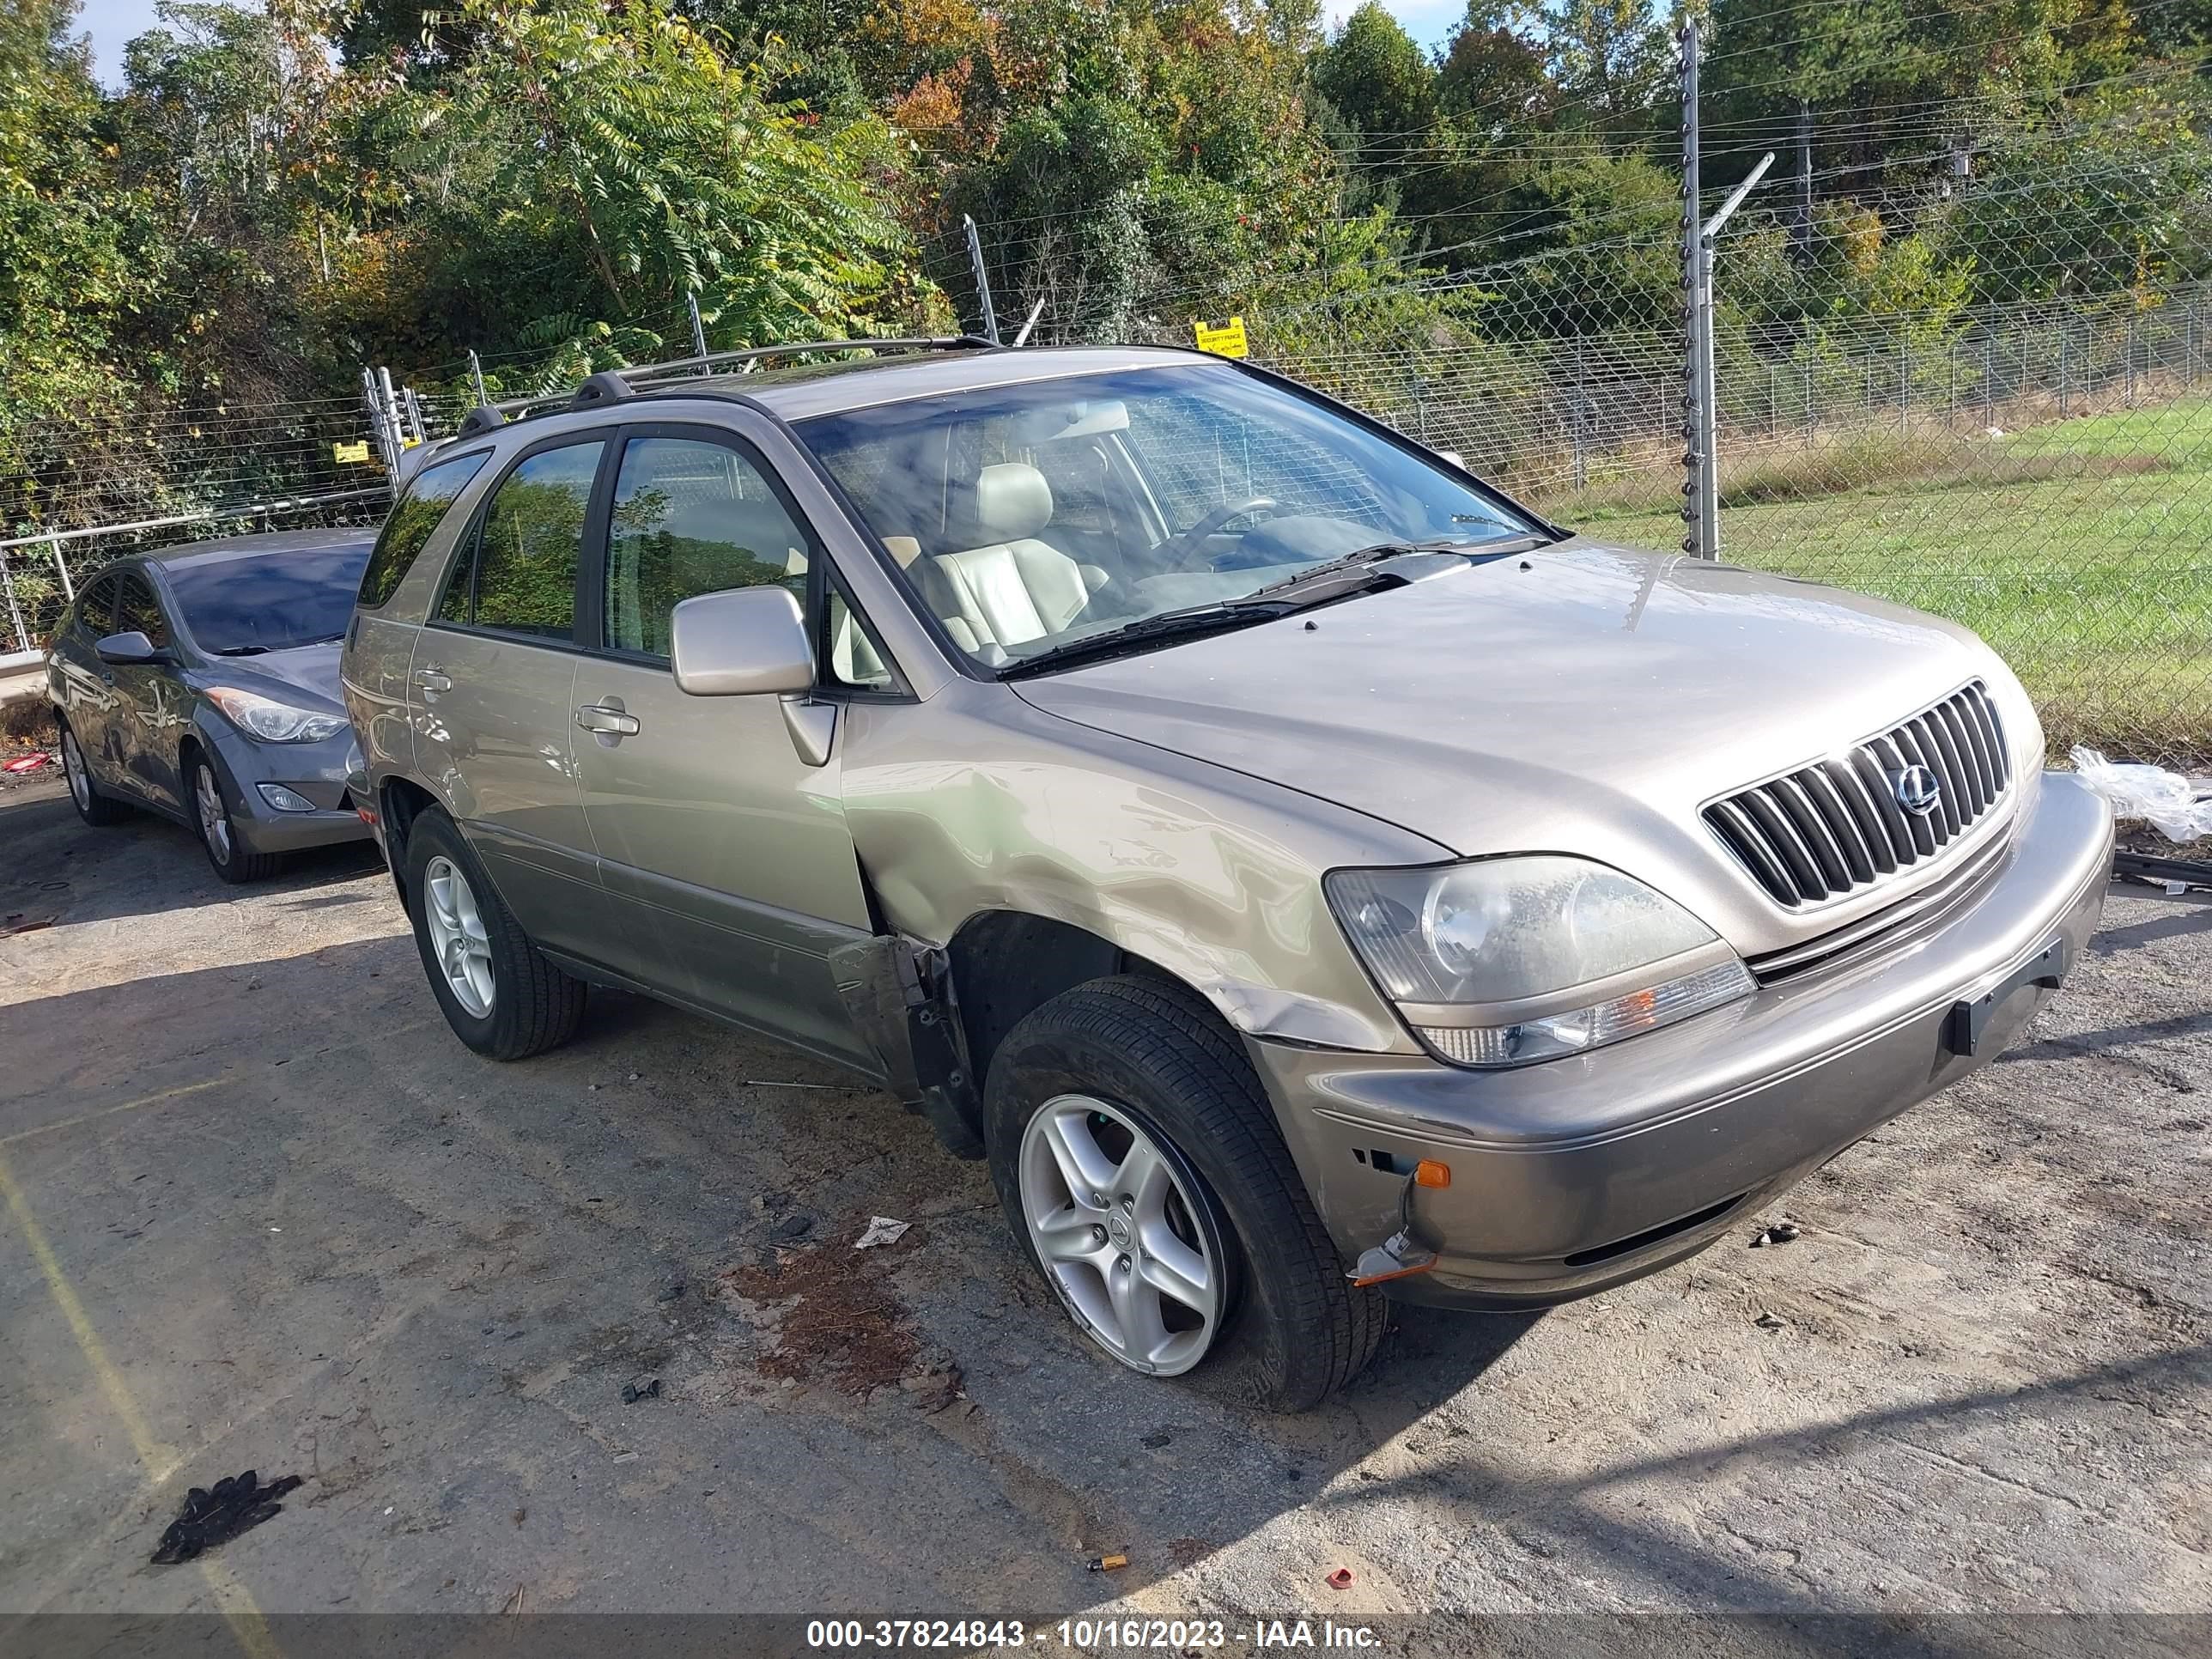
[575,701,641,738]
[414,667,453,695]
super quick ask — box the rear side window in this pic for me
[358,453,488,610]
[436,441,604,641]
[114,574,170,649]
[605,436,808,659]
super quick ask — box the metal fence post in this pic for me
[467,349,488,407]
[1768,362,1778,441]
[1898,334,1909,434]
[2059,322,2070,417]
[1571,341,1588,490]
[47,533,71,602]
[2126,313,2137,408]
[687,292,708,361]
[1678,16,1705,557]
[1984,337,1994,426]
[963,215,1000,345]
[1803,359,1814,446]
[0,554,29,656]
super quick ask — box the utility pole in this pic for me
[1793,100,1814,267]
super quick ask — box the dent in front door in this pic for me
[571,659,878,1068]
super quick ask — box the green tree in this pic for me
[374,0,921,369]
[1311,3,1438,163]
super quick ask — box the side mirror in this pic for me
[95,630,167,666]
[1433,448,1466,471]
[671,586,814,697]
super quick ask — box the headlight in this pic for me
[206,686,350,744]
[1326,855,1753,1068]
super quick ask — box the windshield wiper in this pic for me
[998,601,1292,680]
[1234,532,1556,606]
[213,644,269,656]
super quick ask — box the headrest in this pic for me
[973,463,1053,544]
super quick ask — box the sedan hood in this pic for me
[195,640,347,712]
[1012,541,2038,951]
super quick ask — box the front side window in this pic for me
[442,441,604,641]
[604,436,808,659]
[113,574,170,649]
[358,453,489,610]
[76,574,121,636]
[794,362,1535,674]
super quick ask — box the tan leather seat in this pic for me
[929,464,1095,648]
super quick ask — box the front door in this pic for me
[53,573,122,783]
[410,436,606,958]
[109,572,189,815]
[568,424,878,1067]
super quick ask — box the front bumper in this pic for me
[1248,770,2115,1310]
[198,719,373,855]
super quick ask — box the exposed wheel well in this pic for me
[945,911,1187,1096]
[378,776,441,898]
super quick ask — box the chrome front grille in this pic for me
[1705,682,2011,908]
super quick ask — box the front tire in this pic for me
[191,753,281,883]
[984,975,1387,1412]
[58,718,129,826]
[403,809,586,1060]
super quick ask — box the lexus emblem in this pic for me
[1892,764,1942,817]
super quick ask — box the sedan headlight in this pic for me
[1326,855,1753,1068]
[206,686,350,744]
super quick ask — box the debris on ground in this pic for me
[1749,1222,1802,1249]
[150,1470,303,1564]
[656,1281,686,1303]
[854,1216,911,1250]
[744,1079,872,1091]
[1326,1568,1355,1590]
[1753,1310,1790,1331]
[751,1191,792,1215]
[2,915,55,936]
[727,1234,920,1395]
[2071,746,2212,842]
[1087,1552,1129,1572]
[1165,1537,1212,1568]
[2,752,51,774]
[501,1584,527,1614]
[620,1377,661,1404]
[775,1213,815,1241]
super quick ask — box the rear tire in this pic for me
[191,752,281,883]
[58,718,130,826]
[404,808,586,1060]
[984,975,1387,1413]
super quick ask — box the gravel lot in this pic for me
[1,771,2207,1646]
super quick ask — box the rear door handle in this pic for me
[574,702,641,738]
[414,667,452,694]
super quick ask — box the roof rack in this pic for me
[483,334,998,421]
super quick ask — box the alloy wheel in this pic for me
[1017,1093,1222,1375]
[422,854,495,1018]
[195,764,231,864]
[62,729,89,812]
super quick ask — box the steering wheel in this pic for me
[1152,496,1279,569]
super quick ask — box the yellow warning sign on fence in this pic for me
[332,441,372,464]
[1193,316,1249,358]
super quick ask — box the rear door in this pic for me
[109,571,189,814]
[568,421,880,1065]
[410,434,610,958]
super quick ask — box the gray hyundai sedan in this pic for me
[46,528,374,881]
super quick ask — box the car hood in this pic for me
[192,640,347,713]
[1012,540,2038,949]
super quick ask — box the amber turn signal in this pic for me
[1413,1158,1451,1189]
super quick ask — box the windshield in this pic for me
[794,362,1538,671]
[166,544,371,655]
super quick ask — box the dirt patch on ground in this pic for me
[726,1226,957,1404]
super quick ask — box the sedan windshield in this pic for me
[165,545,371,656]
[794,362,1539,672]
